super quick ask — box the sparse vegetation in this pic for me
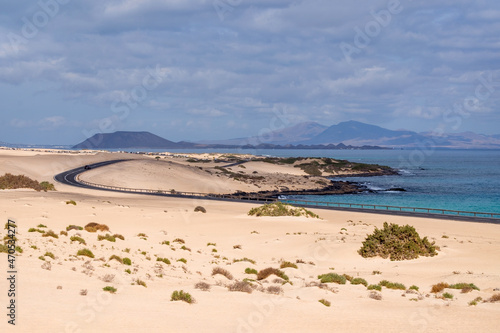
[442,292,454,299]
[157,257,171,265]
[469,297,483,306]
[351,278,368,287]
[212,267,233,280]
[173,238,185,244]
[431,282,449,293]
[103,286,117,294]
[195,282,211,291]
[171,290,194,304]
[233,245,242,249]
[487,294,500,303]
[66,225,83,231]
[84,223,109,233]
[42,230,59,239]
[60,230,68,236]
[257,268,289,281]
[37,224,47,228]
[228,281,253,293]
[177,258,187,264]
[66,200,77,205]
[97,234,116,242]
[207,242,216,246]
[77,248,94,258]
[181,245,192,252]
[109,255,123,264]
[28,228,44,233]
[266,286,283,295]
[448,283,479,293]
[245,268,258,275]
[233,257,256,265]
[248,202,320,219]
[409,285,420,291]
[379,280,406,290]
[70,236,86,245]
[358,222,438,261]
[369,291,382,300]
[194,206,206,213]
[44,252,55,259]
[280,261,298,269]
[319,299,331,307]
[367,284,382,291]
[318,273,346,285]
[161,241,170,246]
[135,279,147,288]
[0,173,55,191]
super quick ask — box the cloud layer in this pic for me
[1,0,499,144]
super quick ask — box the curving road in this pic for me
[54,159,500,224]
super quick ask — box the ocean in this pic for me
[162,148,500,214]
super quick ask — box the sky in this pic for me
[1,0,499,145]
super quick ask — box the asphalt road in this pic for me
[53,159,500,224]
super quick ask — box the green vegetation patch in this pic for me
[318,273,346,285]
[358,222,438,261]
[171,290,194,304]
[248,202,320,219]
[77,248,94,258]
[379,280,406,290]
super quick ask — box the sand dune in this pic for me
[0,149,499,332]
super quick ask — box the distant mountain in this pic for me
[214,120,500,149]
[73,131,196,149]
[201,122,328,145]
[303,121,446,147]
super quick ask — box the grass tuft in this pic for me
[212,267,233,280]
[379,280,406,290]
[157,257,171,265]
[257,267,289,281]
[171,290,194,304]
[103,286,117,294]
[319,299,331,307]
[77,248,94,258]
[280,261,298,269]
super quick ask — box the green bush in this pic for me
[379,280,406,290]
[28,228,44,233]
[135,279,147,288]
[103,286,117,294]
[66,200,77,205]
[70,236,86,245]
[367,284,382,291]
[358,222,438,260]
[233,257,256,264]
[97,234,116,242]
[66,225,83,231]
[318,273,346,284]
[77,248,94,258]
[280,261,298,269]
[44,252,55,259]
[123,257,132,265]
[318,299,331,307]
[171,290,194,304]
[409,285,419,291]
[245,268,258,275]
[248,202,320,219]
[443,292,453,299]
[177,258,187,264]
[37,224,47,228]
[448,283,479,292]
[351,278,368,287]
[157,257,171,265]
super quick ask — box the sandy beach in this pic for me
[1,149,499,332]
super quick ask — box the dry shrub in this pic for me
[194,206,206,213]
[431,282,449,293]
[257,267,288,281]
[194,282,211,291]
[0,173,55,191]
[228,281,253,293]
[80,289,88,296]
[84,222,109,233]
[488,293,500,303]
[101,274,115,283]
[266,285,283,295]
[369,291,382,300]
[212,267,234,280]
[41,261,52,271]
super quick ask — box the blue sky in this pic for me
[1,0,499,145]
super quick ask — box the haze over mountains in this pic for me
[202,120,500,149]
[3,121,499,149]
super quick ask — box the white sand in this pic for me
[0,149,499,332]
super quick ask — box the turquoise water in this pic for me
[163,148,500,214]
